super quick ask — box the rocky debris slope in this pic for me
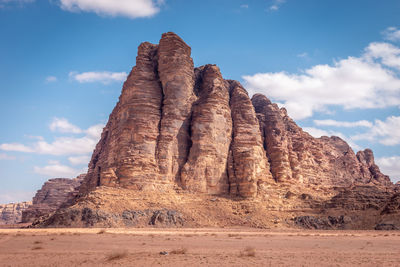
[22,174,85,223]
[35,32,399,229]
[0,202,31,224]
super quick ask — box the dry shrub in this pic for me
[32,246,44,250]
[240,246,256,257]
[170,248,188,255]
[106,250,128,261]
[228,234,239,237]
[97,229,107,234]
[33,240,42,244]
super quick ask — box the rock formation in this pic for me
[79,32,392,198]
[0,202,31,224]
[22,174,85,222]
[32,32,399,229]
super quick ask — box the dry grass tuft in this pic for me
[97,229,107,234]
[106,250,128,261]
[228,233,239,237]
[240,246,256,257]
[170,247,188,255]
[32,246,44,250]
[33,240,42,244]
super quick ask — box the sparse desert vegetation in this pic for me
[240,246,256,257]
[0,228,399,266]
[105,250,128,261]
[170,247,188,255]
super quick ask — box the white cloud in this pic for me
[376,156,400,182]
[85,123,104,138]
[297,52,308,58]
[32,135,99,155]
[34,162,82,178]
[240,4,248,9]
[0,119,104,156]
[45,76,57,83]
[269,0,285,11]
[303,127,361,151]
[69,71,127,84]
[314,119,373,128]
[59,0,163,19]
[243,42,400,120]
[365,42,400,70]
[68,155,90,165]
[0,153,16,160]
[49,117,82,134]
[383,27,400,42]
[0,143,34,153]
[352,116,400,146]
[0,191,35,204]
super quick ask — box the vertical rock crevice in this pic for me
[228,82,273,197]
[181,65,232,194]
[156,32,197,184]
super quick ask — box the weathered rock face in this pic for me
[0,202,31,224]
[22,174,85,222]
[228,81,273,197]
[78,32,393,201]
[252,93,392,188]
[181,65,232,194]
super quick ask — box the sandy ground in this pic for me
[0,228,399,266]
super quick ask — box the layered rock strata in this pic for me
[78,32,393,201]
[0,202,31,224]
[22,174,85,222]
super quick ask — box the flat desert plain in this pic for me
[0,228,399,266]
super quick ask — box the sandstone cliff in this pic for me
[80,32,392,198]
[22,174,85,222]
[34,32,398,229]
[0,202,31,225]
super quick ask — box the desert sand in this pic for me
[0,228,399,266]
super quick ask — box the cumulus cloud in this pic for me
[243,42,400,120]
[383,27,400,42]
[352,116,400,146]
[376,156,400,182]
[365,42,400,70]
[0,118,104,156]
[0,153,16,160]
[33,161,83,178]
[59,0,164,19]
[68,155,90,165]
[314,119,373,128]
[50,117,82,134]
[0,143,34,153]
[69,71,127,84]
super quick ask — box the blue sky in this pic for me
[0,0,399,203]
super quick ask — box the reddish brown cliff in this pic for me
[33,32,398,229]
[22,174,85,222]
[79,32,392,199]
